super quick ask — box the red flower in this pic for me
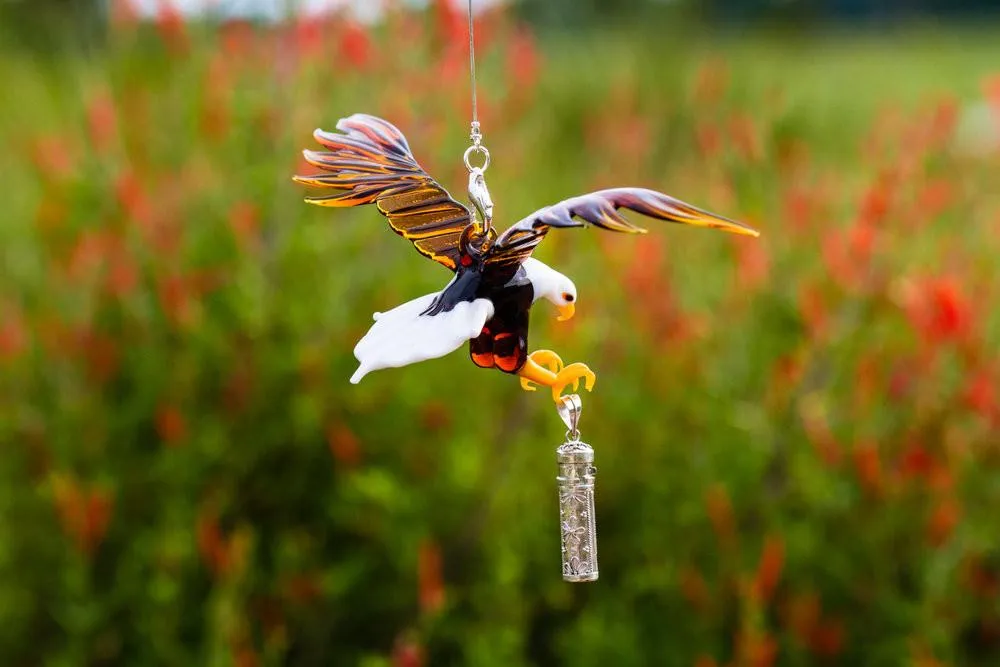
[0,304,27,362]
[897,443,935,480]
[753,535,785,603]
[678,566,710,612]
[156,0,188,53]
[417,539,445,614]
[51,474,114,557]
[926,498,961,546]
[705,484,737,548]
[326,423,361,467]
[392,638,424,667]
[800,397,842,467]
[293,16,323,61]
[810,619,845,658]
[228,201,259,249]
[339,22,371,70]
[156,404,187,446]
[434,0,464,45]
[898,275,973,344]
[507,27,539,90]
[196,509,227,576]
[923,277,971,342]
[963,368,996,418]
[734,630,778,667]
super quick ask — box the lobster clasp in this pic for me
[467,165,493,233]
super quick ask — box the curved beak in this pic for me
[557,303,575,322]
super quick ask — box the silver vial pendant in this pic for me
[556,395,598,583]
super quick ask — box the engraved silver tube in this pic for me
[557,438,598,582]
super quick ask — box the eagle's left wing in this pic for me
[294,114,473,272]
[485,187,758,270]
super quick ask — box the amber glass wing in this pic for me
[486,187,758,269]
[294,114,472,271]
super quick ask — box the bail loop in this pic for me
[557,394,583,441]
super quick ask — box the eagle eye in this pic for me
[562,293,575,302]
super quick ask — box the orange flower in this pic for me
[853,440,882,496]
[78,329,119,385]
[729,113,762,162]
[695,121,722,159]
[86,90,118,155]
[734,630,778,667]
[986,74,1000,113]
[108,0,138,31]
[917,179,954,222]
[783,592,820,645]
[800,396,842,468]
[733,232,770,291]
[692,58,729,105]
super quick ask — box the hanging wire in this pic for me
[467,0,481,145]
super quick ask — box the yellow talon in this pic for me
[516,352,596,402]
[527,349,564,374]
[550,363,596,402]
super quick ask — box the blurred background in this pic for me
[2,0,1000,665]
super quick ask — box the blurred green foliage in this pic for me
[2,4,1000,666]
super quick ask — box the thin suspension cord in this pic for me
[467,0,480,141]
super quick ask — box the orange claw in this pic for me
[517,350,596,402]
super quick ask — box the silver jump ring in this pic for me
[463,144,490,172]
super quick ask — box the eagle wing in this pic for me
[485,187,759,270]
[294,114,473,272]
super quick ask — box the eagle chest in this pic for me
[469,281,534,373]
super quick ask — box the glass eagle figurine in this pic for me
[294,114,759,402]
